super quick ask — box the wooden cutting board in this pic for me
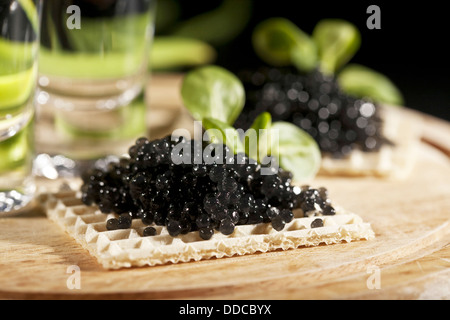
[0,74,449,300]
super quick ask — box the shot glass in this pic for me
[0,0,41,215]
[35,0,156,174]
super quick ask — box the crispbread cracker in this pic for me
[40,191,374,269]
[319,106,420,179]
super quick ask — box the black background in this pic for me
[167,0,450,121]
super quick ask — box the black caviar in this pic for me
[311,218,324,228]
[235,67,391,158]
[81,136,336,239]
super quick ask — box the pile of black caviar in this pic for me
[235,67,390,158]
[80,136,336,240]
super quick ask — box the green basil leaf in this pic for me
[202,117,245,154]
[270,122,321,182]
[338,64,404,106]
[252,17,318,72]
[151,37,217,71]
[181,65,245,125]
[244,112,272,162]
[312,19,361,75]
[172,0,252,47]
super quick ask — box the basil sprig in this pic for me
[338,64,404,106]
[252,17,404,106]
[252,18,318,73]
[312,19,361,75]
[181,66,321,182]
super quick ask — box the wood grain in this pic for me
[0,75,449,300]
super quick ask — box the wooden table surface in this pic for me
[0,74,449,300]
